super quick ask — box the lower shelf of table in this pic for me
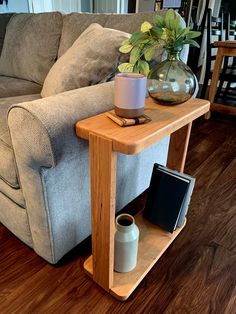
[84,211,186,301]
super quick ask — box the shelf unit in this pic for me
[76,97,210,301]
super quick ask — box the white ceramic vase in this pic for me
[114,213,139,273]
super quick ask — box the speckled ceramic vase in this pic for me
[114,213,139,273]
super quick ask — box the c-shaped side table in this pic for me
[76,97,210,301]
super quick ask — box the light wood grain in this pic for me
[84,212,185,301]
[210,103,236,116]
[207,41,236,117]
[76,97,210,155]
[209,50,224,104]
[214,41,236,49]
[89,133,117,291]
[167,123,192,172]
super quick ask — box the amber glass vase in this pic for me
[147,51,196,106]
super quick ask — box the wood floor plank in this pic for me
[0,112,236,313]
[162,242,236,314]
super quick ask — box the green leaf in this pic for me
[176,27,186,38]
[141,21,152,32]
[121,38,130,46]
[118,63,134,73]
[161,28,170,40]
[130,46,142,64]
[165,9,175,30]
[154,15,165,28]
[182,26,190,36]
[129,31,141,43]
[173,15,181,30]
[138,60,150,76]
[144,46,156,61]
[174,37,185,48]
[119,44,133,53]
[186,31,201,39]
[129,32,149,44]
[133,63,140,73]
[182,39,200,48]
[150,25,163,39]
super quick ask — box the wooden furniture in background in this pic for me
[76,97,210,301]
[200,8,225,100]
[207,41,236,118]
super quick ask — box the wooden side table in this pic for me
[207,40,236,118]
[76,97,210,301]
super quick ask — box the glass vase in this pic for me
[147,52,196,106]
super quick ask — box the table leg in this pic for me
[209,49,224,104]
[167,123,192,172]
[89,132,117,291]
[205,48,224,119]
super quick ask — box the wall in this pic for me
[136,0,155,12]
[93,0,128,13]
[28,0,82,13]
[81,0,92,12]
[0,0,29,13]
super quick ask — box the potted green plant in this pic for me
[118,9,201,105]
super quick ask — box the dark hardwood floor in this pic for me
[1,113,236,313]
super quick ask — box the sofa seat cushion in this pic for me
[0,76,42,98]
[0,94,41,187]
[0,192,31,246]
[0,12,63,85]
[0,177,25,208]
[0,140,19,188]
[41,23,129,97]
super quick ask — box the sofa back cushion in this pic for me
[58,11,163,58]
[0,12,63,85]
[0,13,15,56]
[58,13,110,58]
[41,23,129,97]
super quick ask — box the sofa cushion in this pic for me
[0,12,63,85]
[0,178,25,208]
[0,94,41,187]
[104,11,159,33]
[58,11,165,58]
[41,23,129,97]
[0,76,42,98]
[0,192,31,246]
[0,13,15,56]
[0,140,19,188]
[58,13,110,58]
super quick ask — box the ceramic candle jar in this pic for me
[114,73,147,118]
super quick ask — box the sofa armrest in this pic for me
[8,81,114,168]
[7,82,114,263]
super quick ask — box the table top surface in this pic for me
[76,97,210,155]
[214,40,236,48]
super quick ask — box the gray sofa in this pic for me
[0,11,187,263]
